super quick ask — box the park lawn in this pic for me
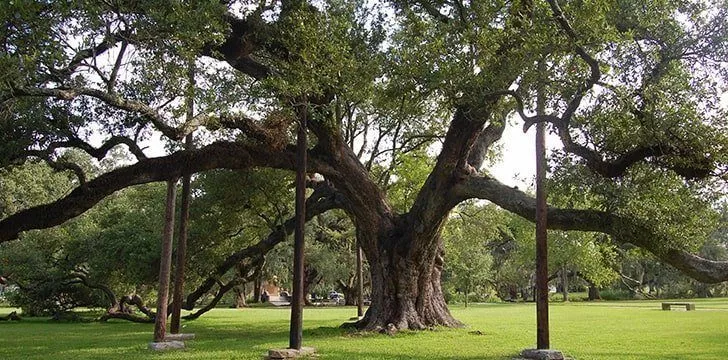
[1,298,727,360]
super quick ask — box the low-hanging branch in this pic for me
[0,141,331,243]
[98,294,156,323]
[452,175,728,283]
[183,279,243,320]
[59,271,156,323]
[0,311,22,321]
[183,181,344,309]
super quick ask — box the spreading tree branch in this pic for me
[0,141,337,242]
[183,181,344,309]
[201,12,272,80]
[496,88,714,179]
[183,278,244,320]
[452,175,728,283]
[467,115,507,170]
[50,29,134,81]
[4,86,214,141]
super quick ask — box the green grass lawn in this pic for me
[1,298,727,359]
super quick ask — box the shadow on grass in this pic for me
[582,351,728,360]
[317,349,511,360]
[2,318,505,359]
[4,310,726,360]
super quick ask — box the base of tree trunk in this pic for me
[353,241,463,333]
[587,286,601,301]
[99,311,154,323]
[354,308,462,333]
[351,285,462,332]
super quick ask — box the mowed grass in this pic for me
[1,298,727,359]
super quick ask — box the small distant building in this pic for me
[262,281,281,296]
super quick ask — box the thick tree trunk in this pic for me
[233,283,247,308]
[336,276,357,306]
[253,276,262,303]
[355,230,461,332]
[302,265,321,307]
[587,285,601,301]
[231,265,251,308]
[153,180,177,342]
[561,267,569,302]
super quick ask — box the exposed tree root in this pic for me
[0,311,21,321]
[98,294,156,323]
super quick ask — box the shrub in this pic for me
[599,289,634,301]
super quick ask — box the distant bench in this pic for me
[661,302,695,311]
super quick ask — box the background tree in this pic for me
[0,159,166,318]
[443,202,498,306]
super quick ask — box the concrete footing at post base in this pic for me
[148,333,195,351]
[165,333,196,341]
[516,348,571,360]
[265,347,317,359]
[148,340,185,351]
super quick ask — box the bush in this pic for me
[599,289,634,301]
[445,291,496,304]
[7,282,106,316]
[549,292,588,302]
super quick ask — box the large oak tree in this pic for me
[2,0,728,331]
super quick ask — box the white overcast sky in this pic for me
[489,121,556,190]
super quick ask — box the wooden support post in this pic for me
[535,61,550,350]
[170,134,192,334]
[154,180,177,343]
[171,64,195,335]
[289,101,307,350]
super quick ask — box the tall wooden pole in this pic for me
[535,60,550,350]
[289,101,307,350]
[170,64,195,335]
[154,180,178,342]
[170,134,192,334]
[356,241,364,318]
